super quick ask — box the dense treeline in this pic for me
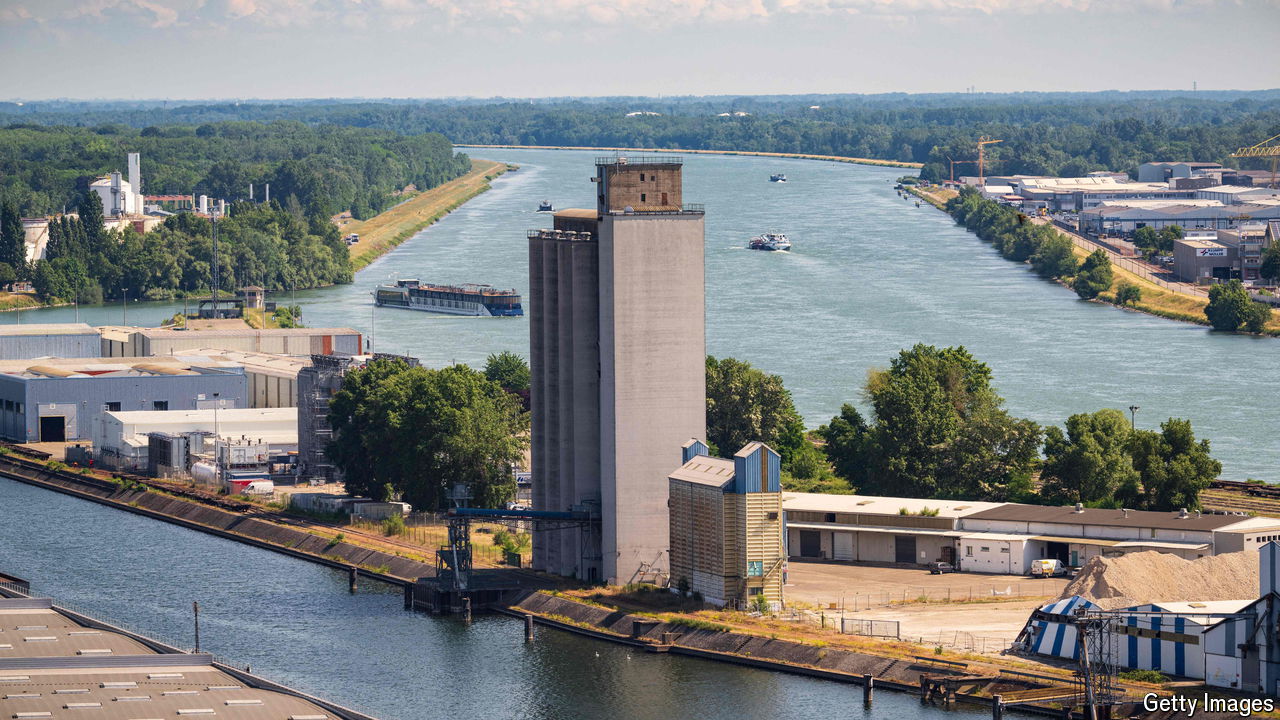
[0,121,471,218]
[815,345,1219,511]
[3,93,1277,182]
[945,187,1078,280]
[30,194,350,303]
[710,343,1221,510]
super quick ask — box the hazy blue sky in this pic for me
[2,0,1278,99]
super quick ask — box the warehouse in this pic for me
[94,406,297,472]
[173,348,306,408]
[1204,542,1280,693]
[783,493,1002,567]
[669,440,785,607]
[0,358,247,443]
[99,325,363,357]
[0,323,101,360]
[1078,201,1280,234]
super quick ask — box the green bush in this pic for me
[381,514,406,536]
[1118,669,1167,684]
[751,594,771,614]
[667,616,730,633]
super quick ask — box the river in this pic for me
[3,148,1275,480]
[0,475,1004,720]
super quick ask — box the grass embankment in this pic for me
[457,144,921,169]
[338,159,509,272]
[906,185,1280,335]
[0,292,43,312]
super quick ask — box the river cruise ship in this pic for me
[374,279,524,317]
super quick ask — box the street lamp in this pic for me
[212,392,221,489]
[1128,405,1140,429]
[368,291,376,354]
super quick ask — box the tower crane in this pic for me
[977,136,1003,185]
[946,156,978,183]
[1230,132,1280,189]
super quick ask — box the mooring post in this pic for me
[1062,704,1073,720]
[403,583,414,610]
[919,676,928,702]
[863,674,874,704]
[525,613,535,642]
[463,596,472,625]
[992,695,1004,720]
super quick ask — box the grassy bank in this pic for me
[338,159,510,272]
[0,292,45,312]
[457,144,921,169]
[906,185,1280,335]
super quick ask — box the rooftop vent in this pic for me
[1074,503,1084,513]
[1179,508,1189,519]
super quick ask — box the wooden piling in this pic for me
[862,674,873,704]
[992,695,1004,720]
[463,596,472,625]
[348,566,357,593]
[403,583,414,610]
[525,613,535,642]
[919,676,928,702]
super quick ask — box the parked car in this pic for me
[928,561,955,574]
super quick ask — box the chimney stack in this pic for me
[127,152,141,214]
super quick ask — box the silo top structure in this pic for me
[595,156,684,214]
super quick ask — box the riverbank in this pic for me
[457,144,921,169]
[0,446,432,584]
[508,591,1238,720]
[338,158,510,272]
[905,185,1280,336]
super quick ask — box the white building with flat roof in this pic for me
[94,406,297,472]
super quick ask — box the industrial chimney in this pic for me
[127,153,141,215]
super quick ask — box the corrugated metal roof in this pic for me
[966,503,1248,531]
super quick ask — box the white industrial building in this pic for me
[94,406,297,472]
[1204,542,1280,693]
[89,153,145,218]
[783,494,1280,573]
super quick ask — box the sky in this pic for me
[1,0,1278,100]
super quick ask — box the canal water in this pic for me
[4,148,1275,481]
[0,476,1004,720]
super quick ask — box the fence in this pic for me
[818,582,1051,612]
[1050,220,1209,298]
[347,512,532,567]
[774,605,1012,654]
[841,617,900,638]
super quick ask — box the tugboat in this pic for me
[537,200,553,212]
[748,233,791,252]
[374,279,523,317]
[769,173,787,183]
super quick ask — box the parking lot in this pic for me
[783,560,1072,650]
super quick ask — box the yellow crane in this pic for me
[1230,132,1280,189]
[946,156,978,183]
[977,137,1003,185]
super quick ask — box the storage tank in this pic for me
[190,461,218,485]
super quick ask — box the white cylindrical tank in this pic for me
[190,461,218,485]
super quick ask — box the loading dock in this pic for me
[38,415,65,442]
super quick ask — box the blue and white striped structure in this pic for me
[1204,541,1280,693]
[1027,595,1097,660]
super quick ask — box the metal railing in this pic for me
[595,155,683,166]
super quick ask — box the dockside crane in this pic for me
[977,136,1003,186]
[1230,132,1280,189]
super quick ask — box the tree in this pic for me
[1261,244,1280,285]
[1157,225,1184,254]
[1040,409,1138,507]
[817,404,871,488]
[848,344,1039,500]
[705,356,805,464]
[1204,279,1254,331]
[1115,283,1141,307]
[0,262,14,289]
[1030,234,1077,279]
[0,198,24,273]
[1132,226,1159,254]
[484,351,531,393]
[1126,418,1220,511]
[1242,301,1272,334]
[1073,249,1113,300]
[78,190,106,254]
[327,359,528,511]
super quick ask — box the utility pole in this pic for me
[211,212,219,320]
[212,392,221,490]
[193,601,201,652]
[1128,405,1140,429]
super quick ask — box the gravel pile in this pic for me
[1060,550,1257,610]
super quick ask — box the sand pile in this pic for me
[1060,550,1257,610]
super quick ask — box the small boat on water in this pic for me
[770,173,787,183]
[538,200,553,212]
[749,233,791,252]
[374,279,524,317]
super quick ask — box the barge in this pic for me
[375,279,524,317]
